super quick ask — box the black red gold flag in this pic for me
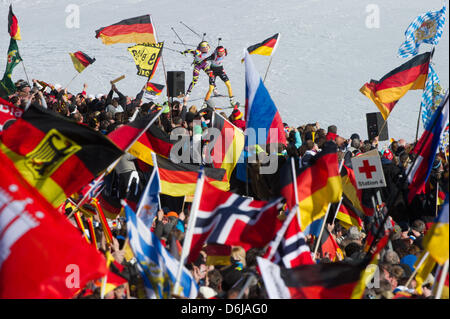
[0,104,123,207]
[360,51,431,120]
[95,15,156,45]
[8,5,21,40]
[69,51,96,73]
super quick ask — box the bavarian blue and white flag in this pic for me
[125,204,198,299]
[421,63,446,128]
[420,63,448,149]
[135,165,161,229]
[398,5,447,58]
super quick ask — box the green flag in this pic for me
[0,38,22,97]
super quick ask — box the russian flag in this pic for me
[244,50,286,146]
[408,92,449,203]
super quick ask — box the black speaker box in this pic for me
[167,71,185,97]
[366,112,389,141]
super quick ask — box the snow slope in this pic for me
[1,0,449,142]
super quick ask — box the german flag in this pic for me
[146,82,164,95]
[0,104,123,207]
[335,198,363,231]
[319,228,343,261]
[247,33,279,57]
[209,112,245,181]
[107,112,166,153]
[360,51,431,120]
[95,15,156,45]
[157,155,229,197]
[341,165,374,217]
[204,244,232,266]
[258,257,368,299]
[8,5,21,40]
[127,124,175,161]
[69,51,96,73]
[279,141,342,232]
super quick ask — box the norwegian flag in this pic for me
[76,175,105,208]
[188,180,284,264]
[263,207,315,268]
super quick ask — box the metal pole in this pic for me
[263,56,274,83]
[179,21,202,39]
[236,273,256,299]
[171,28,188,50]
[173,170,205,296]
[405,251,430,288]
[435,259,449,299]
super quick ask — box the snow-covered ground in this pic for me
[1,0,449,142]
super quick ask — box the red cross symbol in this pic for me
[359,160,377,179]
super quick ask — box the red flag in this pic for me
[0,97,23,131]
[0,150,107,298]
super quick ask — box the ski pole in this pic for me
[217,37,222,46]
[173,41,196,47]
[171,27,188,50]
[179,21,202,39]
[164,46,183,53]
[202,33,206,41]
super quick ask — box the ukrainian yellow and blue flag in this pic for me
[423,195,449,265]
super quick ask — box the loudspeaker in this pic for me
[167,71,185,97]
[366,112,389,141]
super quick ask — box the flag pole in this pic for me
[331,196,344,224]
[263,56,273,83]
[20,61,31,85]
[405,251,430,288]
[64,72,80,91]
[173,168,205,296]
[415,47,436,142]
[100,274,108,299]
[313,159,344,260]
[149,16,169,101]
[263,33,280,84]
[435,259,449,299]
[136,152,161,217]
[66,108,164,220]
[236,273,257,299]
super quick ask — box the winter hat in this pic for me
[166,211,178,219]
[232,108,243,120]
[350,133,360,141]
[400,255,418,272]
[382,149,394,161]
[54,83,62,90]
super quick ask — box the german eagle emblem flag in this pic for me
[0,104,124,207]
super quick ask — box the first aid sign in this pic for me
[351,150,386,189]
